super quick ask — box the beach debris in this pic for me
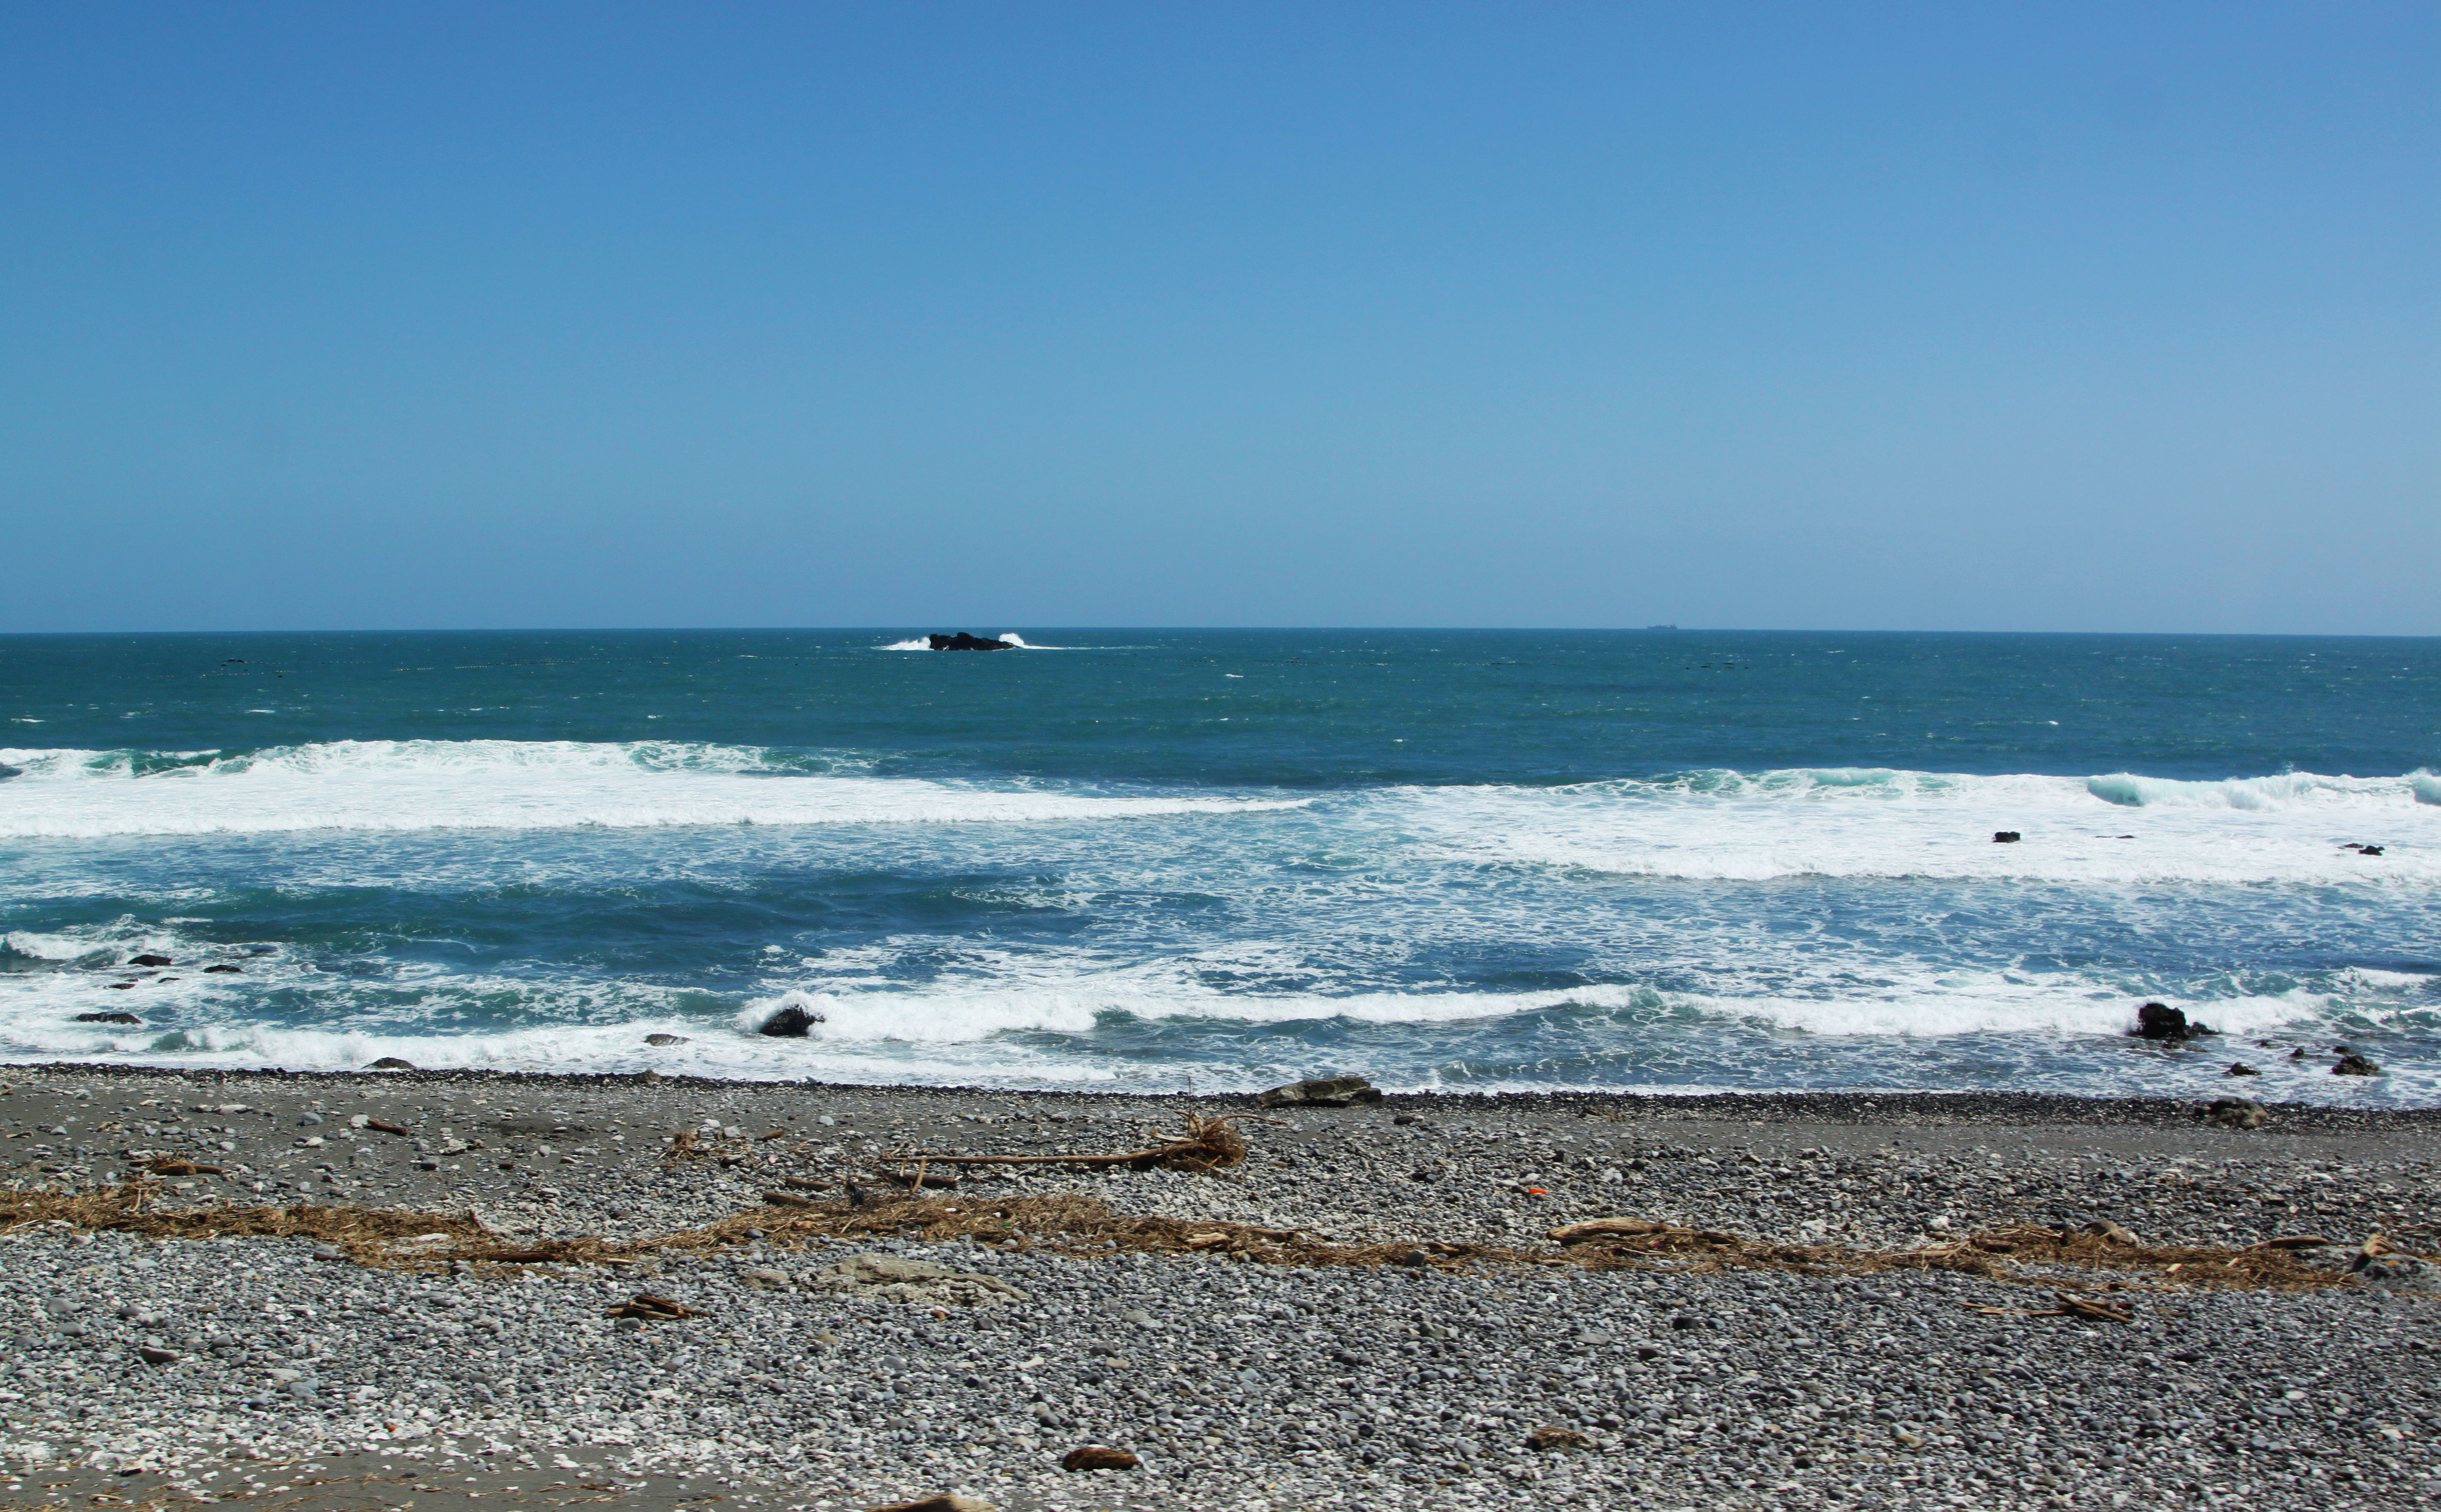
[2053,1293,2134,1324]
[880,1168,960,1190]
[1257,1075,1382,1108]
[2207,1097,2268,1128]
[758,1005,824,1037]
[890,1111,1277,1173]
[2333,1051,2383,1076]
[814,1253,1028,1307]
[73,1012,144,1024]
[365,1057,417,1070]
[762,1190,818,1208]
[2224,1062,2260,1076]
[2081,1220,2140,1246]
[1525,1424,1588,1451]
[2349,1235,2436,1289]
[142,1158,224,1177]
[606,1293,698,1320]
[1549,1216,1669,1243]
[2250,1235,2334,1251]
[1059,1445,1140,1471]
[365,1118,411,1135]
[869,1498,996,1512]
[128,954,173,967]
[2132,1001,2215,1042]
[1991,830,2021,843]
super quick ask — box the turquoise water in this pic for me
[3,628,2436,1101]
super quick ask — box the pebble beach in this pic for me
[5,1066,2439,1512]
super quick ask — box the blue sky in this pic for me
[3,3,2432,634]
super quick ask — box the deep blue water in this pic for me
[3,628,2437,1101]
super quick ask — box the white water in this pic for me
[0,740,1304,838]
[1384,768,2437,885]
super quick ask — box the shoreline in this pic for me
[11,1056,2441,1127]
[5,1066,2438,1511]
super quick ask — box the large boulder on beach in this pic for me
[812,1253,1028,1307]
[927,632,1015,651]
[1257,1075,1383,1108]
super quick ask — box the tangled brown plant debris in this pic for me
[0,1179,2414,1297]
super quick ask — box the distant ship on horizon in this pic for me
[1646,623,1678,630]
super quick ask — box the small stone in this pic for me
[366,1057,417,1070]
[136,1346,178,1366]
[2208,1098,2268,1129]
[1526,1424,1588,1451]
[1059,1445,1140,1471]
[868,1497,996,1512]
[740,1268,792,1288]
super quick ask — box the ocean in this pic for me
[3,628,2435,1103]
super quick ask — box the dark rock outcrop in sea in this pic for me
[927,633,1015,651]
[2133,1001,2216,1041]
[758,1004,826,1037]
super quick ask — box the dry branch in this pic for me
[886,1113,1282,1174]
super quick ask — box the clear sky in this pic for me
[2,3,2433,635]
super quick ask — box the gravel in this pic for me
[3,1066,2439,1510]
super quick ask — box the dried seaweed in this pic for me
[0,1179,2407,1295]
[884,1112,1275,1174]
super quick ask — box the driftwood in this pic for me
[886,1113,1283,1174]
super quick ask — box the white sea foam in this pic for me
[1380,767,2437,884]
[0,740,1304,838]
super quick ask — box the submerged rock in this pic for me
[2334,1052,2384,1076]
[643,1032,690,1047]
[74,1011,144,1025]
[365,1057,417,1070]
